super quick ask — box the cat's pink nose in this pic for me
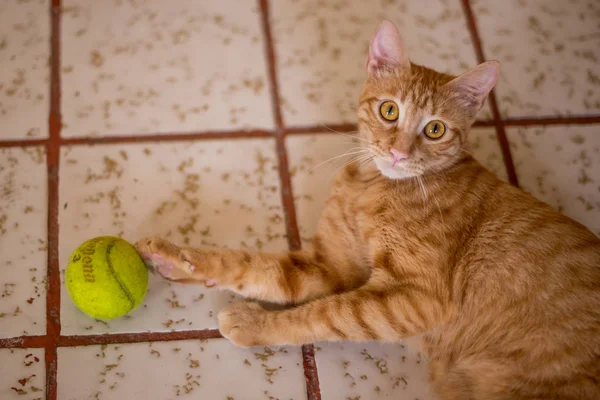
[390,148,409,166]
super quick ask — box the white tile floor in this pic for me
[60,0,274,136]
[1,0,599,399]
[315,339,435,400]
[58,340,305,400]
[0,348,45,399]
[0,147,48,338]
[507,124,600,236]
[0,0,50,140]
[473,0,600,117]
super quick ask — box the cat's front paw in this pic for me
[135,237,198,281]
[218,301,268,347]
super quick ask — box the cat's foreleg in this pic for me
[135,236,347,304]
[218,286,442,347]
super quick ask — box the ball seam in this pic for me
[105,240,136,312]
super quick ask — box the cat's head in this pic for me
[358,20,499,180]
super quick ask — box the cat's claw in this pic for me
[205,278,217,287]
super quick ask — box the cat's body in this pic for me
[320,156,600,399]
[136,21,600,400]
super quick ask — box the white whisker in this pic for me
[339,140,368,146]
[320,124,358,135]
[355,155,376,171]
[320,126,373,145]
[460,148,475,157]
[323,153,369,179]
[325,153,374,183]
[308,150,370,173]
[416,175,428,201]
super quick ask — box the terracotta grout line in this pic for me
[3,115,600,149]
[471,119,496,128]
[258,0,283,130]
[0,330,222,349]
[284,123,360,136]
[0,130,275,149]
[45,2,62,399]
[502,115,600,126]
[275,138,302,251]
[0,336,48,349]
[461,0,519,187]
[258,1,321,399]
[61,129,275,145]
[58,330,223,347]
[0,138,49,148]
[301,344,322,400]
[459,0,485,63]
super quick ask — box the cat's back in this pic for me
[443,157,600,329]
[460,169,600,305]
[434,160,600,399]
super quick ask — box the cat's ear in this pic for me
[366,20,409,75]
[444,61,500,108]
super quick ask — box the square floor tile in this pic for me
[58,339,305,400]
[473,0,600,117]
[59,139,287,334]
[0,0,50,140]
[272,0,491,127]
[0,147,47,338]
[287,128,507,245]
[315,339,437,399]
[0,348,45,400]
[61,0,273,137]
[286,133,357,244]
[507,125,600,236]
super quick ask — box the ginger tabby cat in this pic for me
[136,21,600,400]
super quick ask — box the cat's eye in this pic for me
[423,120,446,140]
[379,101,399,122]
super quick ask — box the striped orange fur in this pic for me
[136,21,600,400]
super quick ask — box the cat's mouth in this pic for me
[374,157,423,180]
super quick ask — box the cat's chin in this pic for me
[374,159,421,180]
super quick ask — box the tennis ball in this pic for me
[65,236,149,320]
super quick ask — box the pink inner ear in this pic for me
[367,20,408,74]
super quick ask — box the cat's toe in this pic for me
[139,252,181,280]
[135,237,192,280]
[135,237,176,256]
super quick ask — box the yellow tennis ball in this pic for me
[65,236,149,320]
